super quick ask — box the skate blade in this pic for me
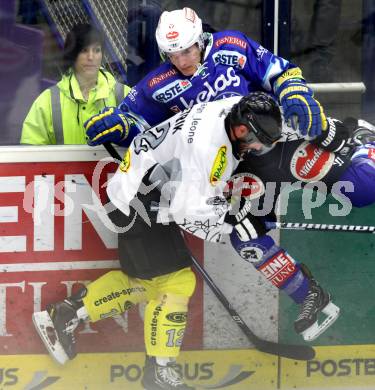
[359,119,375,131]
[32,311,70,365]
[301,302,340,342]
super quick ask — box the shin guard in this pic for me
[230,232,309,303]
[144,294,189,358]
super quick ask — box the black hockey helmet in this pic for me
[228,92,282,146]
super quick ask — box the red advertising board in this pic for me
[0,149,203,356]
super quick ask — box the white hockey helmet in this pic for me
[155,7,205,59]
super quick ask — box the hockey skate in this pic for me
[344,117,375,145]
[294,278,340,342]
[32,298,84,364]
[141,356,195,390]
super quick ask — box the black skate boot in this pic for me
[294,265,340,341]
[32,288,87,364]
[141,356,195,390]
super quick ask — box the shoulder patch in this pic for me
[212,50,247,69]
[147,68,178,88]
[210,146,228,185]
[214,36,247,50]
[290,142,334,182]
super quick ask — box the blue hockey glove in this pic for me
[85,107,141,147]
[274,68,327,137]
[224,200,267,241]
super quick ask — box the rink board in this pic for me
[0,145,277,356]
[0,146,204,356]
[2,147,374,389]
[279,192,375,346]
[1,345,375,389]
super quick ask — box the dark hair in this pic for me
[62,23,104,73]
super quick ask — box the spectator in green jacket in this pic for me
[20,23,130,145]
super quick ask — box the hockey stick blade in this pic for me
[103,144,315,361]
[237,317,315,360]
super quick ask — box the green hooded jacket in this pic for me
[20,69,130,145]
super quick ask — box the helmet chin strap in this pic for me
[192,62,204,78]
[192,49,204,76]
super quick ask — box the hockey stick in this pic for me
[103,142,121,162]
[102,143,315,361]
[265,221,375,234]
[188,252,315,361]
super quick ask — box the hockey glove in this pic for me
[312,118,351,152]
[224,200,267,241]
[274,68,327,137]
[85,107,141,147]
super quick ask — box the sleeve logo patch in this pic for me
[210,146,228,185]
[215,36,247,49]
[119,149,131,173]
[153,79,193,103]
[224,172,265,200]
[148,69,177,88]
[259,251,297,288]
[212,50,247,69]
[291,142,334,182]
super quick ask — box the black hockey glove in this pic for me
[311,117,351,152]
[224,200,267,241]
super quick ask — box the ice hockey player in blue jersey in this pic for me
[85,7,327,146]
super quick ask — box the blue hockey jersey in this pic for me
[119,30,293,127]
